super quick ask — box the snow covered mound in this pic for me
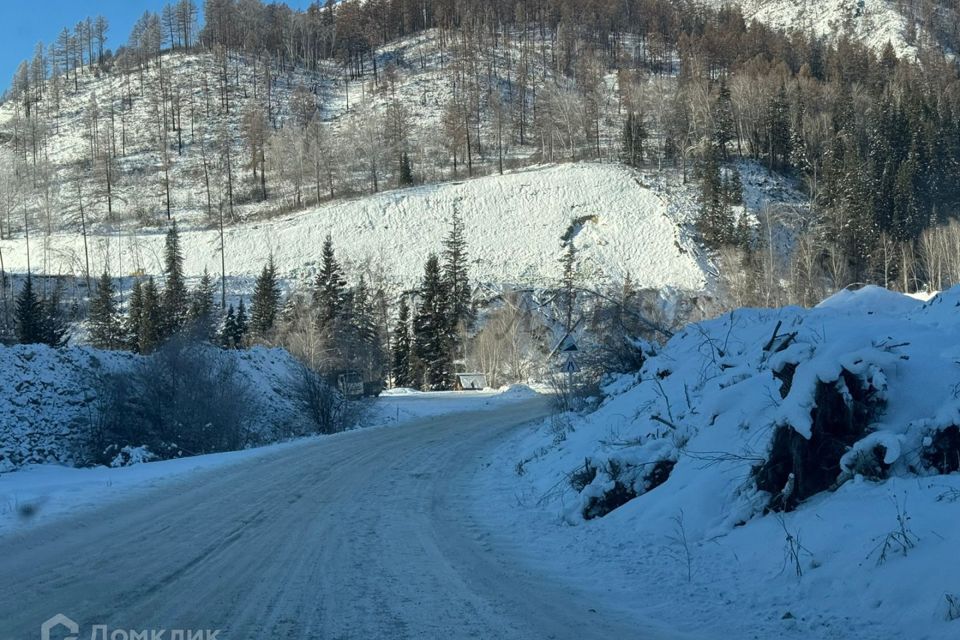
[704,0,919,57]
[0,344,310,472]
[500,285,960,639]
[0,163,709,291]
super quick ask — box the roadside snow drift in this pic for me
[0,344,310,471]
[0,163,708,291]
[490,285,960,640]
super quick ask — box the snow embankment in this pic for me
[479,285,960,640]
[0,343,310,471]
[0,163,709,292]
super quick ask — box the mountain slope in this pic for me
[0,163,714,292]
[705,0,935,57]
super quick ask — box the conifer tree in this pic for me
[40,284,68,348]
[622,112,636,166]
[15,276,44,345]
[127,279,144,351]
[790,98,810,179]
[315,234,346,332]
[138,277,163,354]
[726,167,744,206]
[713,78,735,160]
[412,254,452,390]
[187,268,217,339]
[235,298,248,345]
[220,300,248,348]
[162,221,188,337]
[220,304,238,348]
[250,256,281,338]
[346,277,383,382]
[391,295,412,388]
[696,139,735,248]
[89,271,120,349]
[560,241,578,333]
[398,151,414,187]
[621,111,648,167]
[442,208,471,359]
[766,84,792,172]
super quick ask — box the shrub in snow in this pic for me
[91,337,254,462]
[0,341,315,471]
[108,445,158,468]
[922,425,960,474]
[777,515,813,578]
[576,441,677,520]
[839,431,903,482]
[755,368,886,512]
[294,363,358,435]
[869,495,917,566]
[941,594,960,622]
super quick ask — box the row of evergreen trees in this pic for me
[392,209,472,390]
[685,52,960,288]
[83,223,282,354]
[83,223,387,386]
[14,210,477,393]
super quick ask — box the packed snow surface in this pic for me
[0,163,709,291]
[0,397,686,640]
[0,387,542,538]
[481,285,960,640]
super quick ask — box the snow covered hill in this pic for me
[0,30,558,235]
[0,24,817,303]
[487,285,960,639]
[705,0,922,56]
[0,162,720,292]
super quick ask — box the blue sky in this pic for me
[1,1,316,91]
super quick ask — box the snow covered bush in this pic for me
[108,445,158,468]
[514,285,960,526]
[94,337,254,462]
[922,425,960,474]
[0,342,317,471]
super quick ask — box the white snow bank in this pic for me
[479,285,960,639]
[0,163,709,292]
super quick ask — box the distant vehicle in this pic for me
[336,371,365,399]
[454,373,487,391]
[363,380,385,398]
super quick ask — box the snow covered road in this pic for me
[0,396,682,639]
